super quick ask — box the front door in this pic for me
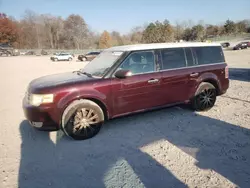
[111,50,162,117]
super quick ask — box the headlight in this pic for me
[29,94,54,106]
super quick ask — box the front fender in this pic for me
[55,89,108,124]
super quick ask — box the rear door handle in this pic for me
[190,73,199,77]
[148,78,159,83]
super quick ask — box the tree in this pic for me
[130,26,144,44]
[205,25,220,37]
[111,31,123,46]
[99,30,112,49]
[190,24,205,41]
[42,14,64,49]
[64,14,89,49]
[182,28,192,41]
[174,21,184,41]
[142,22,156,43]
[0,13,18,44]
[142,20,174,43]
[16,10,43,49]
[236,21,247,33]
[224,19,236,34]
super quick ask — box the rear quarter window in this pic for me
[193,46,225,65]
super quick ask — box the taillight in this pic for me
[225,66,229,78]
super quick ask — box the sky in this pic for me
[0,0,249,34]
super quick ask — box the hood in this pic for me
[29,72,95,92]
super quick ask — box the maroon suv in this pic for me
[23,43,229,140]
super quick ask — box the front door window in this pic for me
[119,51,155,75]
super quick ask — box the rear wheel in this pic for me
[191,82,217,111]
[61,99,104,140]
[68,57,72,61]
[82,57,87,61]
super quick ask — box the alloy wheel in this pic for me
[72,108,99,136]
[198,89,216,109]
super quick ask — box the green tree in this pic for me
[142,20,174,43]
[224,19,236,34]
[99,30,112,49]
[182,28,192,41]
[190,24,205,41]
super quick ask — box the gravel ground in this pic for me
[0,50,250,188]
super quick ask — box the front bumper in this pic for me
[22,98,59,131]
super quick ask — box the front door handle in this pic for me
[190,73,199,77]
[148,78,159,83]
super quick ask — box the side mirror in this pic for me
[114,69,132,79]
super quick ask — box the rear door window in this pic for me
[192,46,225,65]
[160,48,186,70]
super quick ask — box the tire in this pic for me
[61,99,105,140]
[68,57,72,61]
[54,58,58,62]
[191,82,217,111]
[82,57,87,61]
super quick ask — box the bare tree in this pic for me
[64,14,89,49]
[42,14,64,49]
[111,31,123,46]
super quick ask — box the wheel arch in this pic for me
[202,79,220,95]
[59,96,109,126]
[197,72,222,96]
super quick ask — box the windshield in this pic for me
[82,51,123,77]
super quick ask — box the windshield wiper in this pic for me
[91,67,111,77]
[73,70,92,77]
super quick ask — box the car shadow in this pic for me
[18,106,250,187]
[229,68,250,82]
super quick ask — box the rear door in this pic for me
[159,48,192,104]
[111,50,162,116]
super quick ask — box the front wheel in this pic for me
[191,82,217,111]
[61,99,105,140]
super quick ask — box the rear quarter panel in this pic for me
[188,63,228,99]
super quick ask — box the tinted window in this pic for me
[185,48,195,66]
[193,46,224,65]
[161,48,186,70]
[119,51,155,74]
